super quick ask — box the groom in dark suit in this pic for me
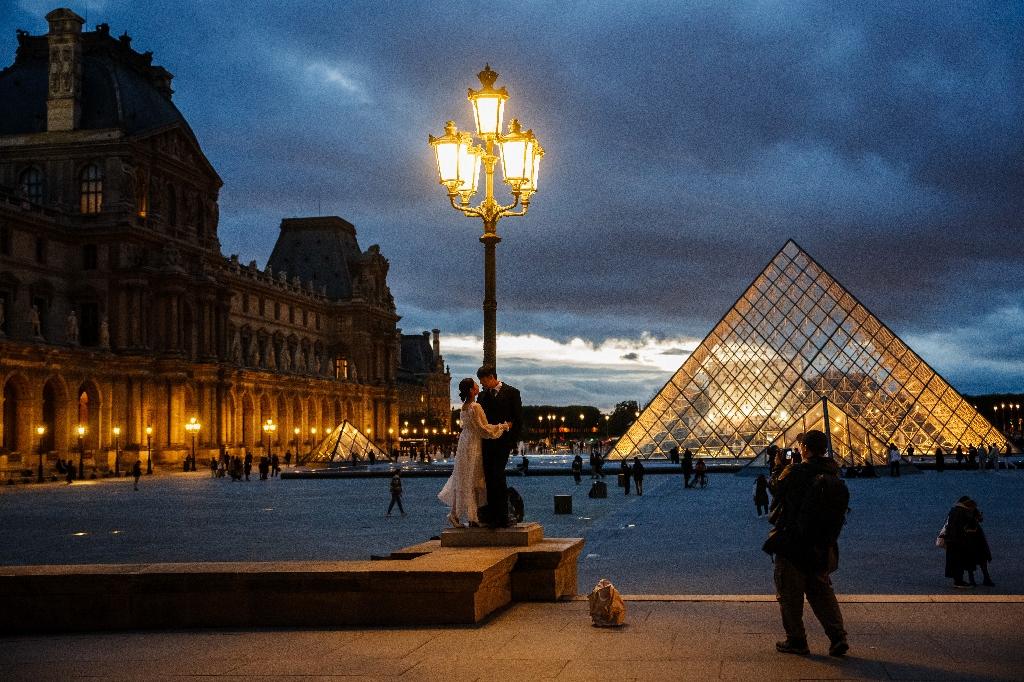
[476,365,523,527]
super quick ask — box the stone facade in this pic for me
[397,330,452,437]
[0,10,404,474]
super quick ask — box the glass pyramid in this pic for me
[610,240,1008,461]
[304,421,387,464]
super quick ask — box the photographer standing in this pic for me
[764,429,849,658]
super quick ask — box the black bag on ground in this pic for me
[506,486,525,523]
[588,480,608,498]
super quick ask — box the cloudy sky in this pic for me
[4,1,1022,409]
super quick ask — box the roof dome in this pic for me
[0,23,187,137]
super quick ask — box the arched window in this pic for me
[19,166,44,203]
[79,164,103,214]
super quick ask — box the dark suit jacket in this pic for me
[477,383,523,455]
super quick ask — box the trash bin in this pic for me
[554,494,572,514]
[617,472,626,487]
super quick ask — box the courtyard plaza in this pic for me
[2,466,1023,681]
[1,464,1022,594]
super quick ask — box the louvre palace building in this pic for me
[0,9,449,474]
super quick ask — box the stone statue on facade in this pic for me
[66,309,79,345]
[294,346,305,373]
[30,305,43,339]
[246,336,259,367]
[279,346,291,372]
[230,330,242,364]
[99,315,110,349]
[263,342,277,370]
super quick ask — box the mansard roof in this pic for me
[267,216,364,301]
[399,332,436,379]
[0,25,191,138]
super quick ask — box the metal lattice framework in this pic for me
[303,421,386,464]
[610,240,1008,463]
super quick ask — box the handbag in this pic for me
[935,519,948,549]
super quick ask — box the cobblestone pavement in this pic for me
[2,599,1023,681]
[1,468,1021,594]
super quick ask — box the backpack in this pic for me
[797,472,849,545]
[506,486,525,523]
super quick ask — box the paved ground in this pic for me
[1,467,1020,594]
[2,598,1022,681]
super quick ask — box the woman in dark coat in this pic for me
[970,501,994,586]
[944,496,979,587]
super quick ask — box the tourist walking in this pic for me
[944,496,981,587]
[571,454,583,484]
[210,457,218,478]
[438,378,510,527]
[754,473,770,517]
[888,443,900,477]
[270,453,280,477]
[955,445,964,468]
[682,448,694,488]
[388,471,406,516]
[935,446,944,472]
[243,452,252,481]
[632,457,644,495]
[132,459,142,490]
[971,500,995,586]
[693,458,707,488]
[620,459,631,495]
[763,429,849,657]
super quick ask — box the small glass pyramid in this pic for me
[610,240,1007,461]
[304,421,387,463]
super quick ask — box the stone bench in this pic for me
[0,526,583,634]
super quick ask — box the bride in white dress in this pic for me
[439,378,510,528]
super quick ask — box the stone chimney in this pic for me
[431,329,442,369]
[45,8,84,131]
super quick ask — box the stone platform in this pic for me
[441,521,544,547]
[0,533,584,634]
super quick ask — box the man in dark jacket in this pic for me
[766,429,848,658]
[476,366,523,528]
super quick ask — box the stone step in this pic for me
[441,521,544,547]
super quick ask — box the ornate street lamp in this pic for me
[292,427,300,464]
[429,65,544,368]
[36,425,46,483]
[112,426,121,476]
[76,424,86,479]
[185,417,200,471]
[145,426,153,474]
[262,418,277,459]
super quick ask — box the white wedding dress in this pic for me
[438,401,506,525]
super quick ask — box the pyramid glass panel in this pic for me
[610,240,1011,460]
[304,421,387,464]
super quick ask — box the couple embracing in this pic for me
[438,366,523,528]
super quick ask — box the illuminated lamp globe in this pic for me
[428,121,472,190]
[467,64,508,138]
[499,119,537,188]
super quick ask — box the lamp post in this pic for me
[292,427,300,464]
[262,418,276,459]
[36,425,46,483]
[604,414,610,440]
[76,424,86,479]
[145,426,153,474]
[112,426,121,476]
[429,65,544,369]
[185,417,200,471]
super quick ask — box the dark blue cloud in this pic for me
[3,0,1021,398]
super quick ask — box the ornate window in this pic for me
[79,163,103,214]
[335,357,348,380]
[19,166,44,203]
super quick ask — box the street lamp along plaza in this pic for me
[36,425,46,483]
[429,65,544,369]
[76,424,86,479]
[184,417,200,472]
[145,425,153,474]
[112,426,121,476]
